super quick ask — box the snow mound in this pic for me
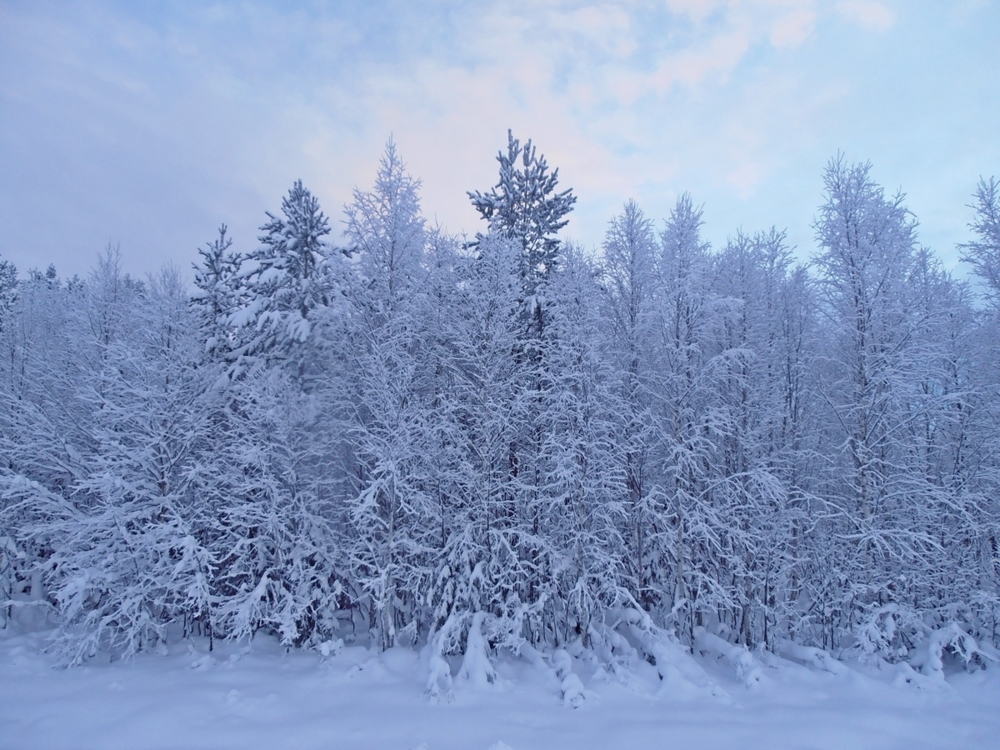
[908,623,997,684]
[553,649,585,708]
[778,640,848,675]
[622,609,729,701]
[458,612,497,689]
[694,626,764,691]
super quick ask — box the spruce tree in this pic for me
[232,181,338,376]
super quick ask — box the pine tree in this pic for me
[468,130,576,298]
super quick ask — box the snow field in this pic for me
[3,626,1000,750]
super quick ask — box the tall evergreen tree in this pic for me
[232,181,342,378]
[468,130,576,298]
[191,225,243,363]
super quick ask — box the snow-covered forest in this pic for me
[2,133,1000,687]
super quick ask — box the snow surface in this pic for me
[3,626,1000,750]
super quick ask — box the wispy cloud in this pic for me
[0,0,995,277]
[835,0,896,32]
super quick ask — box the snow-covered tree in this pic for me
[535,245,632,647]
[960,177,1000,307]
[0,256,16,335]
[339,141,438,650]
[191,224,243,362]
[6,143,1000,669]
[344,139,426,320]
[600,201,658,607]
[644,194,729,639]
[810,156,940,656]
[710,228,810,649]
[2,264,216,661]
[468,130,576,297]
[232,181,343,379]
[429,232,533,653]
[200,365,344,648]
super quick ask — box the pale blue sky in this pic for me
[1,0,997,279]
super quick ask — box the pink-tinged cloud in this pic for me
[726,161,769,197]
[769,7,818,48]
[1,0,995,280]
[652,29,751,91]
[835,0,896,32]
[665,0,724,24]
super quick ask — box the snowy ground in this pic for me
[3,625,999,750]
